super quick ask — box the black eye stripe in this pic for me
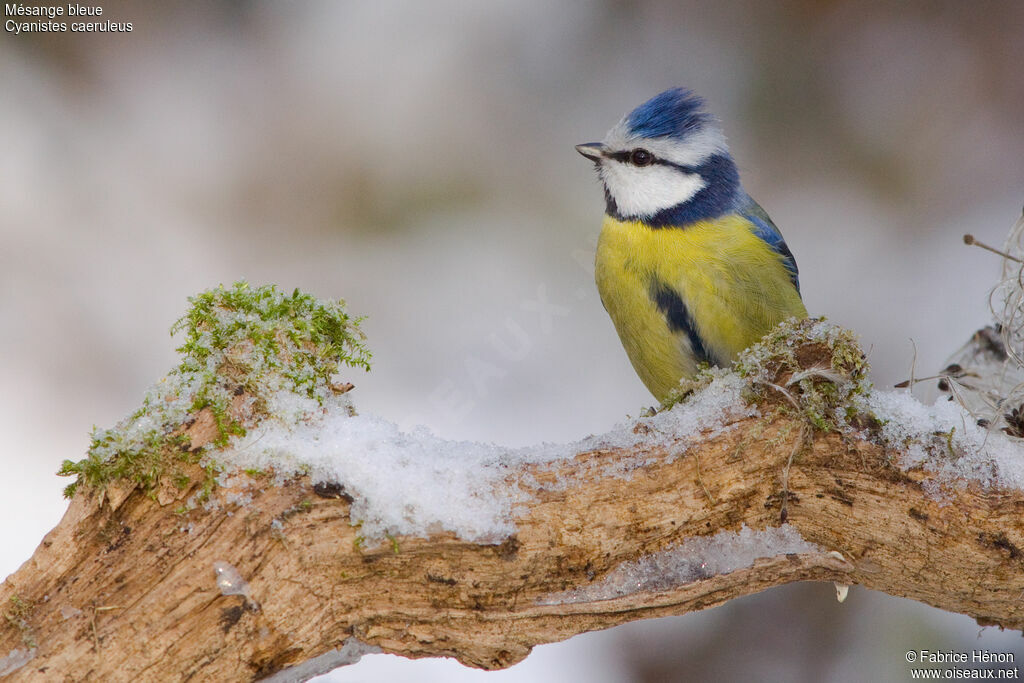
[608,149,698,174]
[658,159,699,174]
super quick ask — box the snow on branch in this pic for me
[3,247,1024,681]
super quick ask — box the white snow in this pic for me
[60,605,83,620]
[906,212,1024,472]
[539,525,820,605]
[262,638,381,683]
[211,372,756,543]
[0,648,35,676]
[865,390,1024,493]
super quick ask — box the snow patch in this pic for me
[0,648,35,676]
[213,373,755,543]
[261,638,381,683]
[866,390,1024,493]
[540,525,820,605]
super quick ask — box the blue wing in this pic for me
[737,196,801,294]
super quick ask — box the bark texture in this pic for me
[3,354,1024,681]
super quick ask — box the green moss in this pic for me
[58,282,370,499]
[385,532,400,554]
[944,427,957,458]
[172,282,370,394]
[197,463,221,503]
[735,317,872,432]
[278,498,315,522]
[656,318,873,432]
[4,595,36,648]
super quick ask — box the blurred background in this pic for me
[2,1,1023,680]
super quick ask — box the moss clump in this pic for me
[735,317,871,431]
[172,282,370,398]
[58,282,370,498]
[4,595,36,648]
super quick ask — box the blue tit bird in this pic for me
[576,88,808,402]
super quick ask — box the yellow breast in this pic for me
[594,214,807,400]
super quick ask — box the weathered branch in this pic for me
[3,351,1024,681]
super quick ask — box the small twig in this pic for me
[786,366,847,386]
[908,338,918,392]
[90,605,125,652]
[894,340,929,389]
[756,381,802,412]
[693,452,716,505]
[779,424,810,523]
[895,373,951,389]
[91,610,99,652]
[964,234,1024,264]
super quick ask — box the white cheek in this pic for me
[600,163,704,218]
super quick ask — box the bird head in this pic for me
[577,88,740,226]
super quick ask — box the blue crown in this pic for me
[624,88,712,140]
